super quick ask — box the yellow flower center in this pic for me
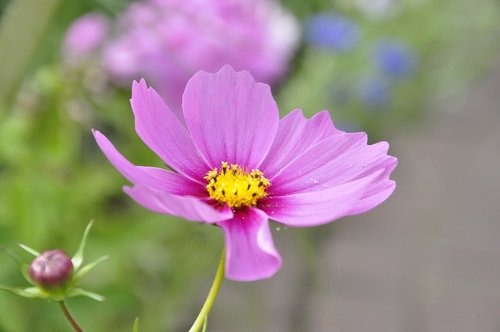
[205,162,270,208]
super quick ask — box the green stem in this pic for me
[188,246,226,332]
[58,301,83,332]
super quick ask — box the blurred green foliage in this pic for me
[0,0,499,331]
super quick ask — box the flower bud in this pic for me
[29,250,74,287]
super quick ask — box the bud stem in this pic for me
[58,301,83,332]
[188,246,225,332]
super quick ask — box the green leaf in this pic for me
[132,318,140,332]
[73,255,109,281]
[72,220,94,270]
[0,285,43,299]
[67,288,105,302]
[17,243,39,257]
[0,246,32,283]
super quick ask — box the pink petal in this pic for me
[137,166,207,196]
[130,79,209,181]
[260,172,383,227]
[269,132,389,195]
[93,130,204,196]
[265,129,397,219]
[349,179,396,215]
[182,65,279,170]
[347,157,398,215]
[218,208,282,281]
[124,185,233,223]
[260,109,340,178]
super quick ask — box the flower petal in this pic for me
[130,79,208,181]
[182,65,279,169]
[218,208,282,281]
[260,109,340,178]
[260,171,382,227]
[347,157,398,215]
[269,132,392,195]
[137,166,206,196]
[93,130,204,196]
[124,185,233,223]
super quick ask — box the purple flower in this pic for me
[373,39,416,78]
[99,0,299,112]
[93,66,397,281]
[305,13,360,52]
[62,13,109,60]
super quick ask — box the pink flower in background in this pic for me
[93,66,397,281]
[62,13,109,60]
[65,0,299,113]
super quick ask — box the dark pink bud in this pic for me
[29,250,73,287]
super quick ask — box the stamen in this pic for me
[204,162,270,208]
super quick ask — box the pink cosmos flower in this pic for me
[101,0,299,112]
[62,13,109,60]
[93,66,397,281]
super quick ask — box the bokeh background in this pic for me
[0,0,499,331]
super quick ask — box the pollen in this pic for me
[205,162,270,208]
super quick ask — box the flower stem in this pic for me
[188,246,226,332]
[58,301,83,332]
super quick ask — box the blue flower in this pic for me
[373,39,416,78]
[305,13,360,52]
